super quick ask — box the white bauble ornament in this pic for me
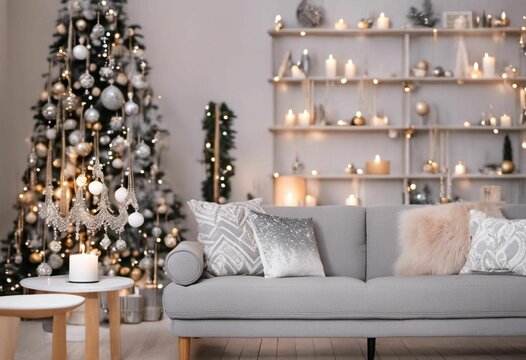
[415,101,430,116]
[73,44,89,60]
[76,174,88,188]
[115,238,127,251]
[99,135,111,145]
[75,19,87,31]
[112,158,124,169]
[64,118,78,130]
[48,240,62,253]
[135,142,151,159]
[114,186,128,203]
[48,253,64,269]
[88,180,104,195]
[25,212,37,224]
[164,234,177,248]
[41,102,58,120]
[35,143,48,158]
[100,234,111,249]
[46,128,57,140]
[84,106,100,123]
[91,23,105,38]
[36,262,53,276]
[68,130,82,145]
[130,74,148,89]
[128,211,144,228]
[124,98,139,116]
[157,204,168,214]
[101,85,124,110]
[79,71,95,89]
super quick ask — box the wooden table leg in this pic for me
[52,312,67,360]
[108,290,121,360]
[0,316,20,360]
[84,292,100,360]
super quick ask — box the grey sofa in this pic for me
[163,205,526,360]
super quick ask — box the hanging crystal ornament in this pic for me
[100,234,111,249]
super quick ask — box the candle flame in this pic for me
[303,48,308,55]
[356,111,362,117]
[374,154,381,163]
[484,52,489,57]
[379,12,385,17]
[328,54,334,59]
[275,15,281,23]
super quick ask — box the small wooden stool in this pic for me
[0,293,85,360]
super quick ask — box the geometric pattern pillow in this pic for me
[187,198,265,277]
[460,210,526,276]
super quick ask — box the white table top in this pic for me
[0,294,85,311]
[21,275,134,293]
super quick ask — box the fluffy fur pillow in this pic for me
[394,202,503,275]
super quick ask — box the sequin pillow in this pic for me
[248,211,325,278]
[460,210,526,276]
[187,198,265,277]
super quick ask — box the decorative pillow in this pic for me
[460,210,526,276]
[248,211,325,278]
[394,202,503,276]
[187,198,265,277]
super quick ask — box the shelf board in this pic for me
[269,27,524,37]
[275,173,526,181]
[269,125,526,133]
[269,76,526,84]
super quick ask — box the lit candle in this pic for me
[291,64,305,79]
[489,116,497,126]
[500,113,512,127]
[325,54,337,78]
[274,15,283,31]
[376,12,390,29]
[334,18,349,30]
[482,53,495,78]
[345,194,360,206]
[305,194,317,207]
[365,154,390,175]
[284,109,296,126]
[471,62,482,79]
[284,192,299,206]
[298,110,311,126]
[454,161,467,175]
[344,59,356,78]
[69,244,99,283]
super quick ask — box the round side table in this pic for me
[0,293,85,360]
[21,275,134,360]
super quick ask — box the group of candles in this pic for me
[471,53,496,78]
[285,193,361,207]
[325,55,357,78]
[285,109,312,126]
[334,12,390,30]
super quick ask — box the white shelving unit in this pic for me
[269,26,526,205]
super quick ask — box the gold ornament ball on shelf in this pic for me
[415,60,429,71]
[422,160,439,174]
[415,101,430,116]
[351,111,366,126]
[501,160,515,174]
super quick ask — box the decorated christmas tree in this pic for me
[0,0,185,295]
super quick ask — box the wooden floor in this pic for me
[14,317,526,359]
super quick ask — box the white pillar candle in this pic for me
[376,12,390,29]
[325,54,337,78]
[344,59,356,78]
[500,113,512,127]
[334,18,349,30]
[290,65,305,79]
[284,109,296,126]
[471,62,482,79]
[297,110,311,126]
[482,53,495,78]
[305,194,317,207]
[489,116,497,126]
[69,245,99,283]
[345,194,360,206]
[454,161,467,175]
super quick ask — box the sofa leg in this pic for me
[178,337,191,360]
[367,337,376,360]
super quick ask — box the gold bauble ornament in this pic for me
[415,101,430,116]
[62,90,80,112]
[65,237,74,248]
[75,19,87,31]
[415,60,429,71]
[40,90,49,102]
[119,266,131,276]
[115,72,128,86]
[130,268,143,281]
[52,82,66,97]
[351,112,366,126]
[92,87,101,97]
[422,160,439,174]
[501,160,515,174]
[171,227,179,237]
[132,250,140,257]
[92,122,102,131]
[29,252,43,264]
[89,63,97,72]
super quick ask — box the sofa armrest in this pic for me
[165,241,204,286]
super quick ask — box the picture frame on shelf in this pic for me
[442,11,473,29]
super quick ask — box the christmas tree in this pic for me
[0,0,185,295]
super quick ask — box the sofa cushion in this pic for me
[264,206,366,279]
[163,276,367,320]
[366,275,526,319]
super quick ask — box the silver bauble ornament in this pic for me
[84,106,100,123]
[68,130,82,145]
[128,211,144,228]
[100,234,111,249]
[35,143,48,158]
[112,158,124,169]
[91,23,105,38]
[143,209,154,219]
[164,234,177,248]
[99,135,111,145]
[36,262,53,276]
[48,240,62,253]
[115,238,127,252]
[415,101,430,116]
[130,74,148,89]
[124,99,139,116]
[75,19,87,31]
[79,71,95,89]
[75,141,93,157]
[48,253,64,269]
[111,136,126,153]
[73,44,89,60]
[135,143,151,159]
[99,66,114,80]
[110,115,124,130]
[52,82,66,97]
[433,66,445,77]
[101,85,124,110]
[41,102,58,120]
[138,257,153,270]
[14,254,23,264]
[46,128,57,140]
[28,152,38,167]
[62,90,80,112]
[151,226,162,238]
[64,119,78,130]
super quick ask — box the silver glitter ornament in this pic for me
[46,128,57,140]
[110,115,124,130]
[91,23,105,38]
[100,234,111,249]
[48,253,63,269]
[68,130,82,145]
[111,136,126,153]
[100,135,111,145]
[48,240,62,253]
[41,102,58,120]
[80,71,95,89]
[164,234,177,248]
[135,143,151,159]
[151,226,162,238]
[84,106,100,123]
[138,256,153,270]
[99,66,114,80]
[101,84,124,110]
[36,262,53,276]
[296,0,324,28]
[124,93,139,116]
[115,238,127,251]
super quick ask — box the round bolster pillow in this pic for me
[165,241,204,286]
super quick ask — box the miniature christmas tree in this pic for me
[0,0,185,295]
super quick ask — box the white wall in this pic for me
[2,0,526,239]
